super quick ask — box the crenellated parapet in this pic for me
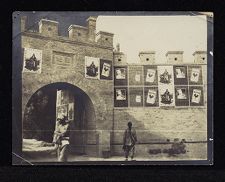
[21,16,114,48]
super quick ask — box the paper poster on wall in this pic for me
[175,67,186,78]
[175,86,189,106]
[85,56,100,79]
[56,90,62,106]
[190,68,200,83]
[146,69,156,83]
[146,89,157,104]
[135,95,141,103]
[23,48,42,74]
[159,86,175,106]
[158,66,174,85]
[115,89,126,100]
[176,88,187,99]
[68,103,74,120]
[191,89,201,104]
[115,68,126,79]
[135,72,141,82]
[101,62,111,77]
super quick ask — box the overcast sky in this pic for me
[96,16,207,63]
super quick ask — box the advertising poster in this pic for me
[85,56,100,79]
[158,66,174,85]
[100,59,112,80]
[23,48,42,74]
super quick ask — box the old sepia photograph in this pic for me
[12,11,213,165]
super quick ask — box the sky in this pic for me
[96,16,207,63]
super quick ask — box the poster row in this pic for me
[114,86,204,107]
[114,65,204,86]
[22,49,113,80]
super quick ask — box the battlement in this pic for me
[139,51,156,65]
[166,51,184,64]
[193,51,207,64]
[21,16,114,48]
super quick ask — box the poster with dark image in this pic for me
[144,66,158,86]
[85,56,100,79]
[158,66,174,85]
[100,59,112,80]
[114,66,128,86]
[144,87,159,107]
[188,66,203,85]
[175,86,189,106]
[23,48,42,74]
[129,87,143,107]
[173,66,188,85]
[129,66,143,86]
[189,86,204,106]
[114,87,128,107]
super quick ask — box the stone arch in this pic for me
[23,82,96,155]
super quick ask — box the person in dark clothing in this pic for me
[123,122,137,161]
[53,115,70,162]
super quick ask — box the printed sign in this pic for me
[135,95,142,103]
[115,68,126,79]
[146,89,157,104]
[85,56,100,79]
[191,89,201,104]
[101,62,111,77]
[175,67,186,78]
[158,66,174,85]
[159,86,175,106]
[135,73,141,82]
[190,68,200,83]
[176,88,187,99]
[146,69,156,83]
[23,48,42,74]
[116,89,126,100]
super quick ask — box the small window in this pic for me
[118,59,121,62]
[146,58,149,61]
[174,57,177,61]
[78,32,81,36]
[202,57,205,60]
[105,38,108,41]
[48,27,52,31]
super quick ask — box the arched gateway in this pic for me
[23,82,97,157]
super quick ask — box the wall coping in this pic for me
[22,31,114,50]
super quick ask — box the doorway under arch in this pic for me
[23,82,96,155]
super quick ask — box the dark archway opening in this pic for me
[23,82,96,155]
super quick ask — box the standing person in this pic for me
[123,121,137,161]
[53,115,70,162]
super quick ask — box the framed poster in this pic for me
[23,48,42,74]
[114,66,128,86]
[175,86,189,106]
[114,87,128,107]
[173,66,188,85]
[85,56,100,79]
